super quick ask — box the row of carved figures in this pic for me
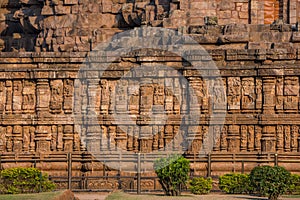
[1,76,300,115]
[0,124,300,153]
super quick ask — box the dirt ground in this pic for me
[74,192,109,200]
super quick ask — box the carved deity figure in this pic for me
[242,78,255,109]
[50,80,63,113]
[227,77,241,110]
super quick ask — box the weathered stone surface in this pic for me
[0,0,300,183]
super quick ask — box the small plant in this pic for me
[219,173,252,194]
[189,177,212,195]
[0,167,56,194]
[250,165,292,200]
[154,155,190,196]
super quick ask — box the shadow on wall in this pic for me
[0,0,44,52]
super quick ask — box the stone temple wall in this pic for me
[1,0,300,185]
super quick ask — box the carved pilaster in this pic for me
[127,126,134,151]
[36,79,50,113]
[262,77,276,114]
[57,125,63,151]
[115,126,127,150]
[13,126,22,152]
[0,126,6,151]
[87,79,100,114]
[108,126,116,151]
[262,126,276,152]
[220,126,227,152]
[35,126,51,152]
[100,126,108,151]
[5,81,12,114]
[240,125,247,152]
[291,125,298,152]
[12,81,22,113]
[227,125,240,152]
[213,126,221,152]
[0,82,6,114]
[115,80,128,114]
[248,125,255,151]
[255,126,262,151]
[50,125,57,151]
[284,125,291,152]
[158,126,164,151]
[152,126,159,151]
[139,126,152,153]
[86,125,100,152]
[276,125,284,152]
[29,127,35,152]
[163,125,173,151]
[165,78,173,114]
[23,126,30,152]
[6,126,12,152]
[63,125,73,152]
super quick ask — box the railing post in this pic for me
[207,153,211,177]
[274,153,278,166]
[137,153,141,194]
[68,153,72,190]
[241,160,245,174]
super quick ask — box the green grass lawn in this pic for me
[0,191,63,200]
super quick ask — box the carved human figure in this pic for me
[22,80,36,112]
[227,77,241,110]
[242,78,255,109]
[50,80,63,113]
[255,79,263,109]
[64,79,74,113]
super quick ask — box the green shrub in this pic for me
[250,165,292,200]
[287,174,300,195]
[0,167,56,194]
[154,155,190,196]
[189,177,212,195]
[219,173,252,194]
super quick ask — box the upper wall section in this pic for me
[0,0,299,52]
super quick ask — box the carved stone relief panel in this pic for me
[227,77,241,110]
[242,77,255,110]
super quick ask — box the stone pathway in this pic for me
[74,192,109,200]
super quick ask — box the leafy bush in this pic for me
[287,174,300,195]
[219,173,252,194]
[189,177,212,195]
[250,165,292,200]
[154,155,190,196]
[0,167,56,194]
